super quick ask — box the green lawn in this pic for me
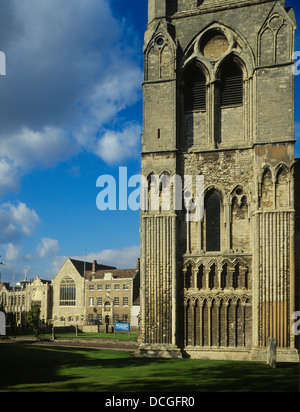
[0,343,298,392]
[39,331,139,341]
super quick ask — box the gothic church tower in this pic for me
[139,0,299,361]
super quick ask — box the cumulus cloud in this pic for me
[0,202,41,244]
[46,245,140,277]
[84,246,140,269]
[5,243,20,261]
[0,127,78,171]
[36,238,60,258]
[0,0,143,197]
[95,123,142,164]
[0,158,21,198]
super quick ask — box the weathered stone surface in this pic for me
[267,337,277,368]
[139,0,299,362]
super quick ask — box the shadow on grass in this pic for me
[0,343,298,392]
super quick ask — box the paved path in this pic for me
[0,336,139,353]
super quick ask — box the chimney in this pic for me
[92,260,97,273]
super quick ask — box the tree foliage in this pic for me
[26,304,41,337]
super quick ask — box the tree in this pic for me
[26,304,41,338]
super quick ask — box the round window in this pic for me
[156,37,165,47]
[200,31,229,59]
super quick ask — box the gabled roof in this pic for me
[70,259,116,277]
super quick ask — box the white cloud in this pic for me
[0,158,20,198]
[0,202,41,243]
[82,246,140,269]
[0,0,143,197]
[95,123,142,164]
[5,243,20,261]
[37,238,60,258]
[45,255,68,278]
[0,127,78,171]
[46,245,140,278]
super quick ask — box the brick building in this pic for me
[84,267,140,326]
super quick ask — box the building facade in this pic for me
[0,276,51,329]
[139,0,299,361]
[51,258,140,328]
[84,268,140,327]
[0,258,140,331]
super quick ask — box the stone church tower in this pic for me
[139,0,299,361]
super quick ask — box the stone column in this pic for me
[239,266,248,289]
[191,301,195,346]
[217,268,222,290]
[140,216,147,343]
[171,215,177,346]
[199,302,203,347]
[208,300,212,347]
[224,302,229,347]
[193,267,198,289]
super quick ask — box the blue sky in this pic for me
[0,0,299,283]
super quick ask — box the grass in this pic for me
[0,343,298,392]
[40,331,139,341]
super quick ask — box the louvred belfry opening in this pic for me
[220,57,243,107]
[184,63,206,112]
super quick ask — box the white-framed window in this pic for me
[97,284,103,290]
[106,284,111,291]
[122,314,128,323]
[114,314,119,322]
[113,297,119,306]
[123,297,128,306]
[89,284,94,290]
[97,297,102,306]
[114,284,120,290]
[123,284,129,290]
[89,297,94,306]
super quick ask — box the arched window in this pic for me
[104,301,111,312]
[184,62,206,112]
[220,57,243,107]
[205,191,221,251]
[60,276,76,306]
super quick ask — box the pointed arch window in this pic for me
[220,57,243,107]
[184,62,207,112]
[205,191,221,252]
[60,276,76,306]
